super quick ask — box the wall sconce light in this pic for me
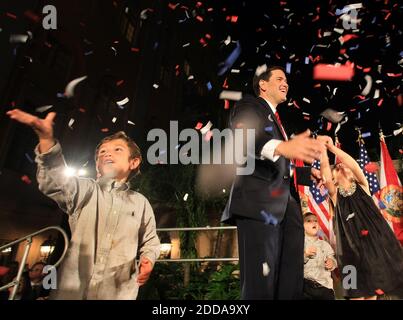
[40,237,55,262]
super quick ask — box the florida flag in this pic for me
[378,136,403,245]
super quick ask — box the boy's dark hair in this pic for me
[303,212,316,221]
[95,131,142,176]
[252,65,286,96]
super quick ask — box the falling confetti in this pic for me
[116,97,129,107]
[64,76,87,98]
[260,210,278,226]
[21,175,32,184]
[183,193,189,201]
[35,105,53,113]
[346,213,355,221]
[200,121,213,134]
[262,262,270,276]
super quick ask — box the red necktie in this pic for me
[275,111,287,140]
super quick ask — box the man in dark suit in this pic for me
[222,65,325,300]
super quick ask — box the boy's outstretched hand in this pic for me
[137,257,153,286]
[7,109,56,153]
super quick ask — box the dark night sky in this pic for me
[1,0,402,166]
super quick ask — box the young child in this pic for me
[303,212,337,300]
[318,135,403,300]
[7,109,160,300]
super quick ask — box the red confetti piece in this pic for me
[375,289,384,295]
[326,122,332,131]
[230,16,238,23]
[199,38,207,46]
[6,12,17,20]
[363,67,371,73]
[79,108,86,113]
[384,12,391,20]
[293,101,300,109]
[224,100,230,109]
[204,130,213,141]
[195,122,203,130]
[270,189,284,197]
[303,116,310,121]
[313,64,354,81]
[168,3,178,10]
[386,73,402,77]
[364,162,379,173]
[116,80,124,86]
[341,34,359,43]
[196,16,203,22]
[222,78,229,89]
[205,33,212,40]
[361,230,369,236]
[196,2,203,8]
[207,7,214,12]
[339,48,346,55]
[21,175,32,184]
[399,149,403,154]
[130,47,140,52]
[101,128,109,132]
[24,10,40,23]
[377,98,384,107]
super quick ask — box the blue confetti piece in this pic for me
[378,200,386,209]
[362,132,371,138]
[305,57,309,65]
[218,41,241,76]
[316,229,325,238]
[286,62,292,74]
[206,82,212,91]
[260,210,278,226]
[264,126,273,132]
[25,153,34,163]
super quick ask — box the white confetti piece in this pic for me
[230,69,240,73]
[112,117,117,123]
[361,75,372,96]
[188,75,194,80]
[346,213,355,221]
[64,76,87,98]
[10,34,29,43]
[200,121,213,135]
[224,35,231,46]
[219,90,242,101]
[116,97,129,106]
[68,118,75,129]
[35,105,53,113]
[182,43,190,47]
[303,97,311,104]
[183,193,189,201]
[127,120,135,125]
[153,83,159,89]
[262,262,270,276]
[255,64,267,77]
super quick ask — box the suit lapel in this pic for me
[257,97,286,140]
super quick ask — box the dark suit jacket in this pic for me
[221,95,311,225]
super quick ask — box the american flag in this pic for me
[297,160,335,247]
[358,142,380,196]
